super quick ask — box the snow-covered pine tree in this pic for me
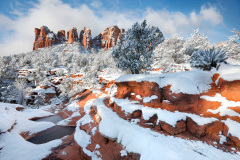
[14,78,27,105]
[112,20,164,74]
[153,35,188,68]
[183,29,210,56]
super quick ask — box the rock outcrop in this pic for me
[33,26,65,50]
[79,27,92,49]
[93,25,125,51]
[33,25,126,51]
[67,27,78,44]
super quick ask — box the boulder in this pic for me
[68,27,78,44]
[80,27,92,49]
[158,120,186,135]
[162,85,199,112]
[115,81,161,102]
[219,78,240,101]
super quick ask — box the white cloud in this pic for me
[0,0,224,56]
[90,0,103,8]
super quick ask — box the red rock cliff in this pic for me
[33,26,65,50]
[93,25,125,51]
[80,27,92,49]
[67,27,78,44]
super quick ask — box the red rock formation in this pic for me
[219,78,240,101]
[93,25,125,51]
[57,30,66,41]
[80,27,92,49]
[33,26,65,50]
[67,27,78,44]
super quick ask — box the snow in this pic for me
[95,144,100,149]
[136,95,142,100]
[74,116,101,160]
[32,86,56,94]
[143,95,158,103]
[0,103,54,134]
[91,127,97,136]
[120,150,128,156]
[201,93,240,117]
[0,132,62,160]
[57,111,80,125]
[63,100,80,112]
[93,97,240,160]
[97,68,124,81]
[111,97,217,127]
[61,151,67,155]
[219,135,227,144]
[111,97,143,115]
[116,70,213,94]
[224,118,240,140]
[47,32,55,39]
[217,64,240,81]
[0,103,62,160]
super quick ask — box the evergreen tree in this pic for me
[112,20,164,74]
[183,29,210,56]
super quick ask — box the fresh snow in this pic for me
[111,97,217,127]
[0,103,62,160]
[115,70,213,94]
[63,100,80,112]
[136,95,142,100]
[32,86,56,94]
[0,132,62,160]
[201,93,240,117]
[57,111,80,125]
[120,150,128,156]
[95,144,100,149]
[0,103,54,134]
[93,97,240,160]
[217,64,240,81]
[74,116,101,160]
[224,118,240,140]
[143,95,158,103]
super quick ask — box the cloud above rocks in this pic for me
[0,0,223,56]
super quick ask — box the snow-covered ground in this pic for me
[74,95,240,160]
[0,103,62,160]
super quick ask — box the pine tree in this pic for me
[112,20,164,74]
[183,29,210,56]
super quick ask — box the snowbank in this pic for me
[33,86,56,94]
[111,97,217,127]
[224,118,240,140]
[0,103,62,160]
[217,64,240,81]
[0,103,54,134]
[93,97,240,160]
[0,132,62,160]
[116,70,213,94]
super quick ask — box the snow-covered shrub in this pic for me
[218,29,240,61]
[183,29,210,56]
[189,47,228,70]
[33,91,46,108]
[153,35,189,68]
[112,20,164,74]
[14,78,27,105]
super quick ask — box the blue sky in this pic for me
[0,0,239,56]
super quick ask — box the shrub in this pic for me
[189,47,228,70]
